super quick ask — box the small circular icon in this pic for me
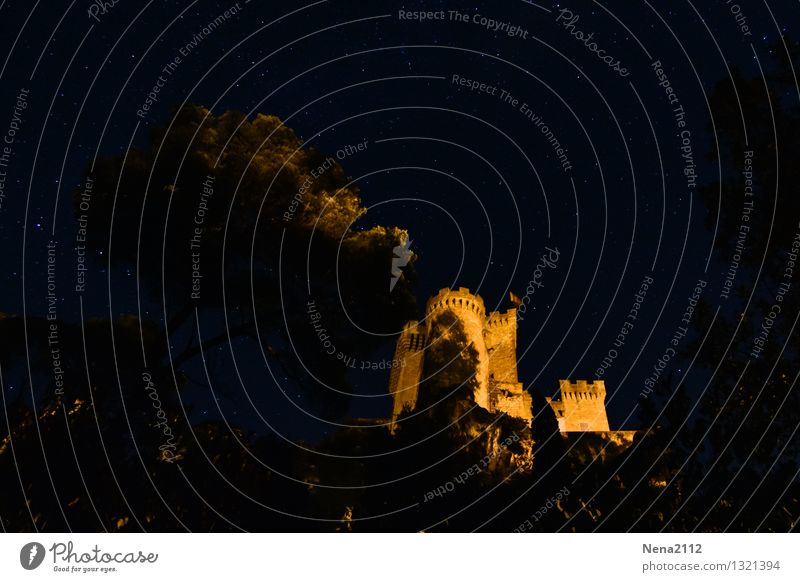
[20,542,46,570]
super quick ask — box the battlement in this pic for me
[426,287,486,317]
[547,379,610,432]
[557,379,606,400]
[486,309,517,327]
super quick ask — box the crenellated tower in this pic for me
[425,287,492,409]
[388,321,426,421]
[545,380,610,432]
[389,287,532,427]
[485,309,532,419]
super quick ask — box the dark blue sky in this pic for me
[0,0,795,437]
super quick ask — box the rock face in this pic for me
[484,423,535,474]
[388,287,533,428]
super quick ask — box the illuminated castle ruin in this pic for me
[387,287,634,446]
[388,287,532,426]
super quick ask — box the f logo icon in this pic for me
[390,233,413,292]
[20,542,45,570]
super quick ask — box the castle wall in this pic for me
[485,310,519,383]
[388,321,425,424]
[547,380,610,432]
[491,382,533,420]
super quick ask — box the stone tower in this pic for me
[545,380,610,432]
[388,321,426,421]
[388,287,532,427]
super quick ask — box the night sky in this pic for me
[1,0,799,532]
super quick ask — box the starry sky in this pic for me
[0,0,796,437]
